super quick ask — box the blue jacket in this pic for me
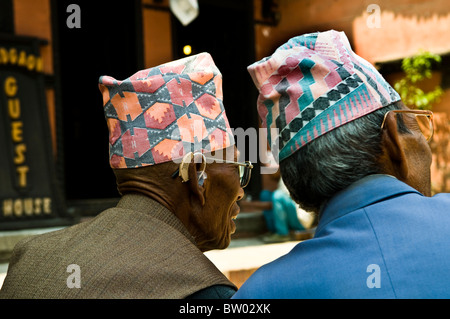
[233,175,450,298]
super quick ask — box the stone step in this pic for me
[232,211,268,239]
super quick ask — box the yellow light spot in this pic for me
[183,45,192,55]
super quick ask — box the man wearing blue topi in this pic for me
[233,30,450,299]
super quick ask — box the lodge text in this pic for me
[0,47,43,73]
[5,76,29,189]
[2,197,52,218]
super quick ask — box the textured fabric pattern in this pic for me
[99,53,234,169]
[0,194,236,299]
[247,30,401,161]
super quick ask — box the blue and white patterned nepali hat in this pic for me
[247,30,401,162]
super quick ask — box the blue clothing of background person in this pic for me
[258,152,306,243]
[260,187,305,238]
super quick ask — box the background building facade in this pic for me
[1,0,449,229]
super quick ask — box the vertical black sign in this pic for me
[0,34,70,230]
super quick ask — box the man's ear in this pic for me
[381,112,409,179]
[186,161,206,206]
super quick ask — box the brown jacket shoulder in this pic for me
[0,194,235,299]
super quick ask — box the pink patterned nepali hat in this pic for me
[99,53,234,169]
[247,30,401,162]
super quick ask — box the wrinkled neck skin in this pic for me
[115,168,172,209]
[113,164,197,231]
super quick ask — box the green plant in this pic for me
[394,51,443,110]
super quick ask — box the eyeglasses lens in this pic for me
[239,165,251,188]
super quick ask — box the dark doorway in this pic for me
[0,0,14,34]
[53,0,143,201]
[171,0,260,198]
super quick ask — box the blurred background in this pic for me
[0,0,449,231]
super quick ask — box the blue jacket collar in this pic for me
[316,174,423,234]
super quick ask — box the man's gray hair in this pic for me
[280,101,408,214]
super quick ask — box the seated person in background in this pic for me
[233,30,450,299]
[0,53,252,299]
[239,152,313,243]
[259,155,307,243]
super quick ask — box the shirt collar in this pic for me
[316,174,423,234]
